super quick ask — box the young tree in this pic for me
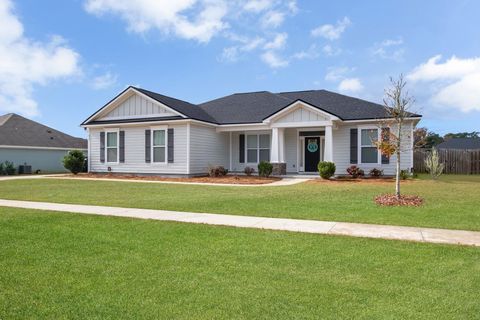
[375,75,416,199]
[424,147,444,180]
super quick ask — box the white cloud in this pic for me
[311,17,351,40]
[0,0,81,117]
[371,38,404,61]
[261,10,285,28]
[220,46,239,62]
[338,78,364,93]
[220,36,265,62]
[91,72,118,90]
[322,44,341,56]
[84,0,228,43]
[263,32,287,50]
[243,0,273,13]
[293,44,319,60]
[324,66,352,82]
[407,55,480,112]
[261,51,288,68]
[287,1,298,14]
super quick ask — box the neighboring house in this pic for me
[437,138,480,150]
[81,87,421,176]
[0,113,87,173]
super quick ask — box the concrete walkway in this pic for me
[0,174,64,181]
[10,175,310,187]
[1,199,479,246]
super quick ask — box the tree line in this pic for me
[414,129,479,148]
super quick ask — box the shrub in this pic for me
[244,166,255,176]
[0,162,4,175]
[400,169,410,180]
[346,165,364,178]
[258,161,273,177]
[63,150,86,175]
[317,161,336,179]
[208,165,228,177]
[424,147,444,180]
[3,161,16,175]
[369,168,384,177]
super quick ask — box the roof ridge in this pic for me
[232,90,270,95]
[277,89,326,94]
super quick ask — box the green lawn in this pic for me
[0,175,479,231]
[0,207,479,319]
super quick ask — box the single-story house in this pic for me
[0,113,87,173]
[437,138,480,150]
[81,87,421,176]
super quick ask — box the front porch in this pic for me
[220,126,335,176]
[217,101,338,175]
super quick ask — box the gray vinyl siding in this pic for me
[0,148,77,173]
[284,128,298,173]
[189,124,228,174]
[89,124,188,174]
[332,121,414,176]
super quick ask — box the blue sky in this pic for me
[1,0,479,138]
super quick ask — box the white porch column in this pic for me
[270,128,285,163]
[271,127,279,163]
[278,128,285,163]
[324,125,333,162]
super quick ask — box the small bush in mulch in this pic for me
[374,194,424,207]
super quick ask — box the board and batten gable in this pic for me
[275,105,330,123]
[98,93,178,121]
[89,124,188,175]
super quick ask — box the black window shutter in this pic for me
[381,127,390,164]
[100,132,105,163]
[239,134,245,163]
[119,131,125,163]
[350,129,358,164]
[168,128,174,163]
[145,130,151,163]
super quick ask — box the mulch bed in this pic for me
[374,194,424,207]
[70,173,280,185]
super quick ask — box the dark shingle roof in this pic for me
[198,91,293,124]
[0,113,87,149]
[83,87,422,125]
[437,138,480,150]
[278,90,420,120]
[199,89,421,123]
[134,87,218,124]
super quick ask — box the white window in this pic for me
[360,128,379,164]
[246,134,270,163]
[152,129,166,163]
[106,131,118,163]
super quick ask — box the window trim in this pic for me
[357,126,381,165]
[105,129,119,164]
[245,133,270,164]
[150,126,168,165]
